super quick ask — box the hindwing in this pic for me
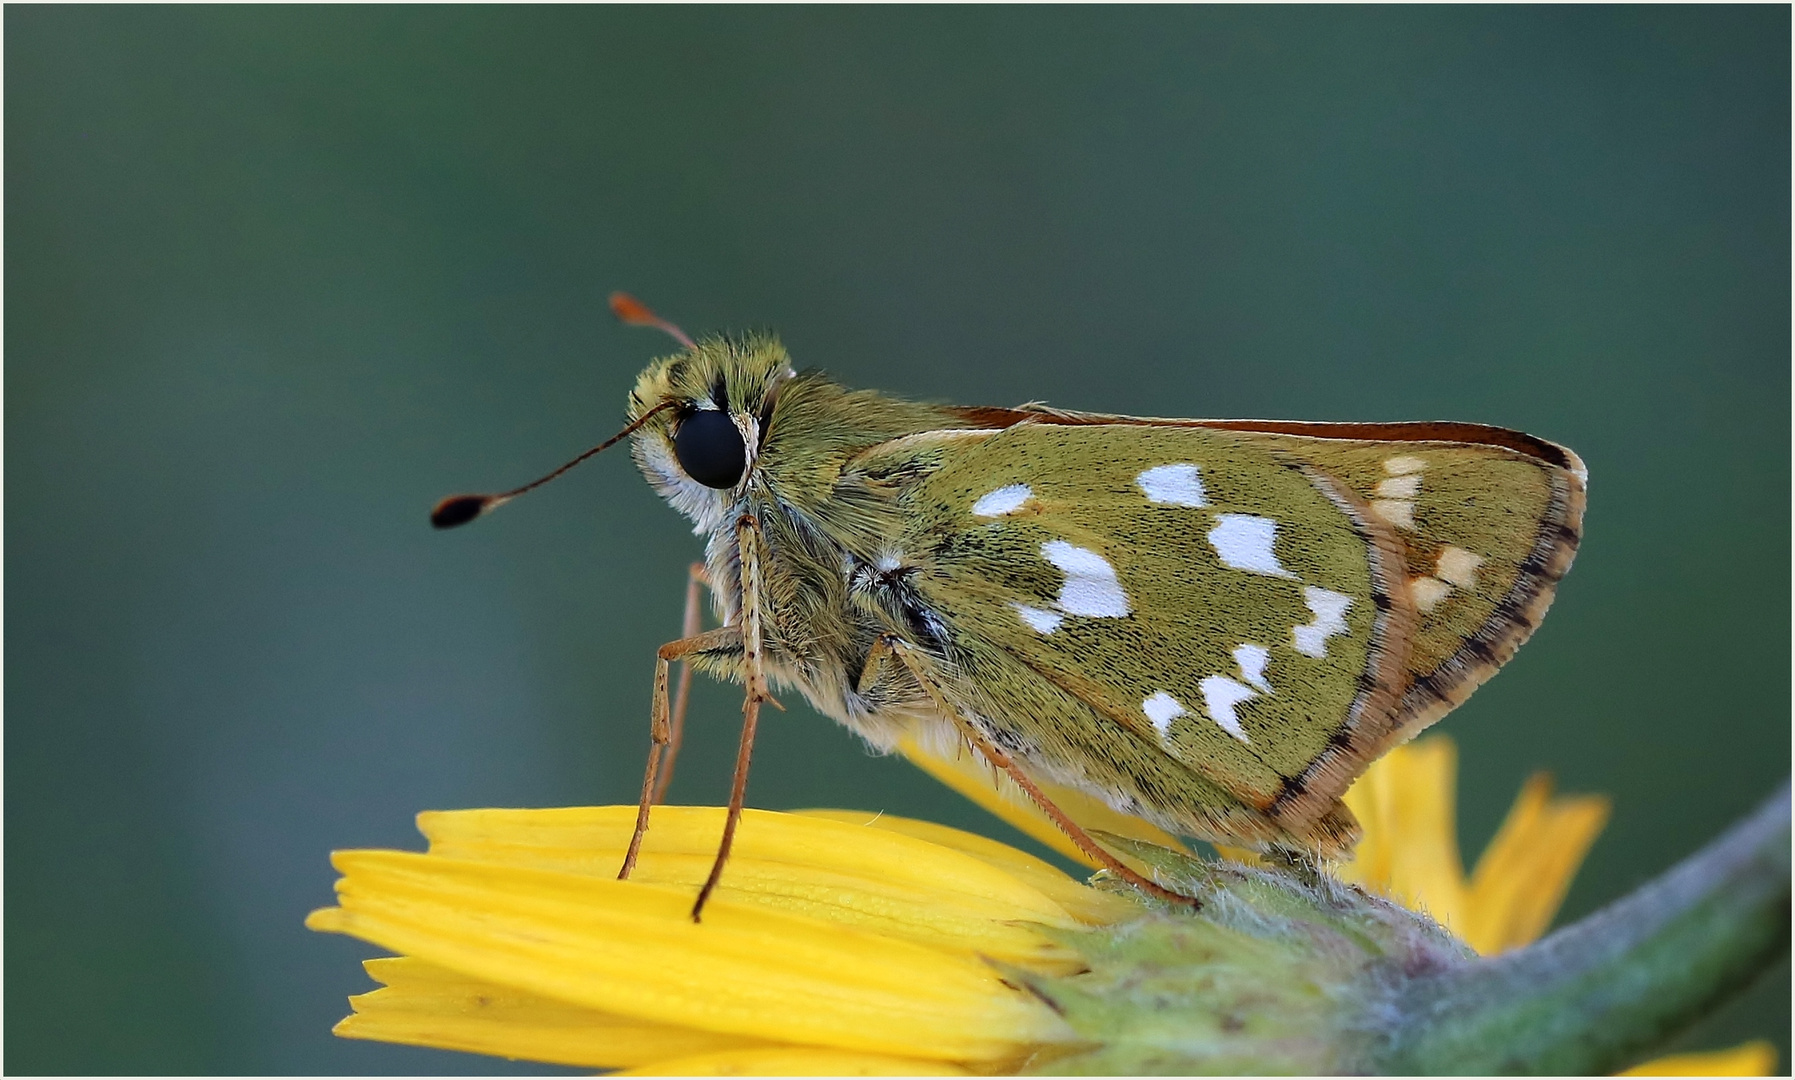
[1200,420,1586,742]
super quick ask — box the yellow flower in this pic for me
[307,804,1137,1074]
[1616,1043,1781,1077]
[1330,734,1611,955]
[309,735,1776,1075]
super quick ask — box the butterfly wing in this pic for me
[873,415,1581,852]
[1192,419,1585,744]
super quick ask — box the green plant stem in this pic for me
[1374,780,1791,1075]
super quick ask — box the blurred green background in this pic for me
[7,6,1788,1074]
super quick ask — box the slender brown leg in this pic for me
[874,634,1200,909]
[690,683,763,920]
[650,561,710,806]
[618,625,742,882]
[691,516,774,922]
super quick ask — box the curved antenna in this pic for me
[610,292,697,350]
[430,400,676,528]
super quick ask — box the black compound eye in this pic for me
[673,409,747,489]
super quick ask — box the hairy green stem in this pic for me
[1374,781,1791,1075]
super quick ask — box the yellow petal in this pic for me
[791,808,1141,926]
[895,734,1187,870]
[612,1047,974,1076]
[307,850,1064,1062]
[1619,1040,1779,1076]
[1337,736,1468,934]
[335,957,769,1069]
[1461,774,1610,954]
[415,806,1082,968]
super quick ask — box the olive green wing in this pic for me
[878,414,1582,851]
[890,422,1411,849]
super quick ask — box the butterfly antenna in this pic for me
[430,400,676,528]
[610,292,698,350]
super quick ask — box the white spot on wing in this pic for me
[1372,458,1423,530]
[1013,603,1064,635]
[1435,546,1484,589]
[1042,541,1112,578]
[1370,499,1417,530]
[1199,676,1255,743]
[1207,514,1297,578]
[1292,586,1353,658]
[1410,576,1451,613]
[1408,546,1484,613]
[1141,692,1185,741]
[1042,541,1131,617]
[972,484,1032,517]
[1375,475,1422,499]
[1136,464,1207,507]
[1233,643,1272,693]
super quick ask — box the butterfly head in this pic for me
[627,334,796,532]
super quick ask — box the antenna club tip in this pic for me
[431,494,493,529]
[609,291,654,325]
[610,291,699,350]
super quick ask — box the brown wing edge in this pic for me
[1253,466,1416,854]
[1385,448,1586,744]
[948,403,1588,480]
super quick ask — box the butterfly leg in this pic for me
[867,634,1200,909]
[617,623,743,882]
[649,561,711,806]
[690,515,779,922]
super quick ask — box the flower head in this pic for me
[309,738,1779,1075]
[308,805,1133,1073]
